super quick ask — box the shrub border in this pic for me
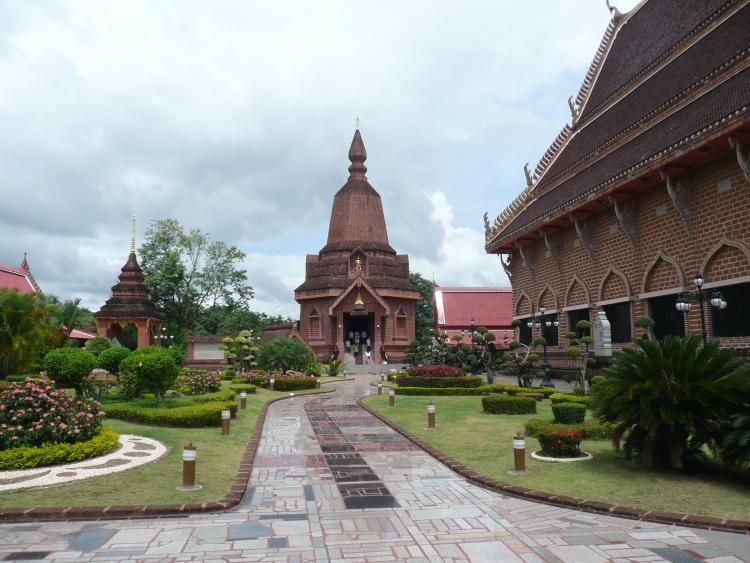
[0,386,336,522]
[355,398,750,535]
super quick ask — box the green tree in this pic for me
[590,335,750,469]
[473,327,503,383]
[119,348,178,407]
[410,272,434,340]
[565,320,594,391]
[98,346,132,374]
[194,305,291,336]
[0,289,57,376]
[139,219,254,332]
[43,348,97,396]
[221,329,259,370]
[85,336,112,357]
[257,337,314,374]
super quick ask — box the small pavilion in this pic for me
[94,217,162,348]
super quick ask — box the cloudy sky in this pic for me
[0,0,639,318]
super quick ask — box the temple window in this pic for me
[540,313,559,346]
[711,281,750,337]
[602,301,632,343]
[649,294,684,339]
[396,307,407,337]
[517,318,532,345]
[309,307,321,339]
[567,308,590,338]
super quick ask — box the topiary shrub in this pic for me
[550,392,590,406]
[552,402,587,424]
[482,395,537,415]
[104,401,238,427]
[84,336,112,357]
[396,375,483,388]
[119,349,178,407]
[228,383,256,393]
[395,387,489,396]
[407,365,464,377]
[191,388,237,403]
[273,375,316,391]
[98,347,131,375]
[538,426,584,457]
[0,426,119,470]
[43,348,97,396]
[489,384,556,397]
[524,418,614,440]
[222,367,237,381]
[0,379,106,449]
[518,392,543,402]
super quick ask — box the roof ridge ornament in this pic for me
[348,129,368,180]
[524,163,535,188]
[605,0,623,22]
[130,214,137,254]
[567,96,581,124]
[729,136,750,184]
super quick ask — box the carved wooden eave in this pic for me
[515,242,535,279]
[539,229,562,269]
[729,136,750,184]
[500,253,513,281]
[660,170,692,230]
[609,194,638,250]
[569,214,595,261]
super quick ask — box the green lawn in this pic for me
[0,384,332,509]
[364,395,750,520]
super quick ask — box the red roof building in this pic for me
[434,286,514,345]
[0,254,41,294]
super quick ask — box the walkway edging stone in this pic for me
[356,397,750,536]
[0,387,335,523]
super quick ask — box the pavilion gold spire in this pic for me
[130,214,136,254]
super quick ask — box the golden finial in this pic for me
[354,292,364,307]
[130,214,136,253]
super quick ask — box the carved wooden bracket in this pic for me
[729,136,750,184]
[609,195,638,250]
[524,163,534,188]
[567,96,580,124]
[515,242,535,279]
[539,229,562,269]
[660,170,691,230]
[500,253,513,280]
[569,214,595,261]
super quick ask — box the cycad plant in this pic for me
[590,335,750,469]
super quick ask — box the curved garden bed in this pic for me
[0,427,120,470]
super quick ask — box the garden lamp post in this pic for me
[675,272,726,342]
[538,307,553,388]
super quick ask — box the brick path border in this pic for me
[357,398,750,535]
[0,387,336,523]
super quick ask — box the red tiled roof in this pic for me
[0,262,39,294]
[435,287,513,329]
[69,329,97,340]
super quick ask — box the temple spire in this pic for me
[130,214,136,254]
[348,129,367,180]
[20,252,29,271]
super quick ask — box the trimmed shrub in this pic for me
[0,426,120,470]
[104,401,238,427]
[396,375,483,388]
[176,370,221,395]
[407,365,464,377]
[222,368,236,381]
[487,384,555,397]
[395,387,488,396]
[0,379,106,449]
[4,374,41,383]
[119,349,178,406]
[84,336,112,357]
[482,395,537,415]
[117,372,141,399]
[43,348,97,395]
[257,337,315,373]
[191,388,237,403]
[518,392,543,401]
[550,392,590,405]
[524,418,614,440]
[274,375,316,391]
[98,347,131,374]
[538,426,583,457]
[552,402,587,424]
[228,383,257,393]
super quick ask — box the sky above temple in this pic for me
[0,0,639,318]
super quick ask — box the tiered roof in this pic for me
[0,254,40,294]
[486,0,750,252]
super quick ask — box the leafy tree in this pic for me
[85,336,112,357]
[98,346,132,374]
[0,289,57,376]
[635,315,655,340]
[43,348,97,396]
[410,272,434,340]
[721,412,750,468]
[119,348,179,407]
[194,305,291,336]
[565,320,594,391]
[221,330,259,371]
[590,335,750,469]
[257,337,314,374]
[139,219,254,332]
[473,327,503,383]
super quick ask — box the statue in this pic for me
[355,257,362,274]
[593,310,612,357]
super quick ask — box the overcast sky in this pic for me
[0,0,639,318]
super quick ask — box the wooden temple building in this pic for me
[295,129,421,363]
[485,0,750,349]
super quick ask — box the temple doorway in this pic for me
[343,313,374,365]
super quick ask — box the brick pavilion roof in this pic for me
[94,251,162,320]
[486,0,750,252]
[435,286,513,329]
[0,255,40,294]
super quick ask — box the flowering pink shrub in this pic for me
[0,379,106,450]
[176,370,221,395]
[407,365,465,377]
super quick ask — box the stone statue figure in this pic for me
[593,310,612,357]
[355,257,362,274]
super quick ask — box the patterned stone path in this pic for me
[0,377,748,562]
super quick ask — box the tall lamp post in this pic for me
[537,307,558,388]
[675,272,726,343]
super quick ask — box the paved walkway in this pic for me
[0,377,748,562]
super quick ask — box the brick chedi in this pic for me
[95,217,163,348]
[295,129,421,363]
[485,0,750,350]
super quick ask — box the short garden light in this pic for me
[389,389,395,407]
[377,383,383,395]
[269,377,275,391]
[426,401,436,430]
[239,391,247,410]
[221,409,231,436]
[178,443,201,491]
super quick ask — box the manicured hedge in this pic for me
[518,392,543,402]
[486,384,556,397]
[407,365,464,377]
[482,395,537,415]
[549,392,590,405]
[191,388,237,403]
[552,402,587,424]
[524,418,614,440]
[395,387,489,396]
[396,375,483,388]
[104,401,238,427]
[274,375,316,391]
[0,426,120,470]
[4,374,40,383]
[229,383,257,393]
[538,426,583,457]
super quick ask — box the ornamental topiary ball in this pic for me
[552,402,587,424]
